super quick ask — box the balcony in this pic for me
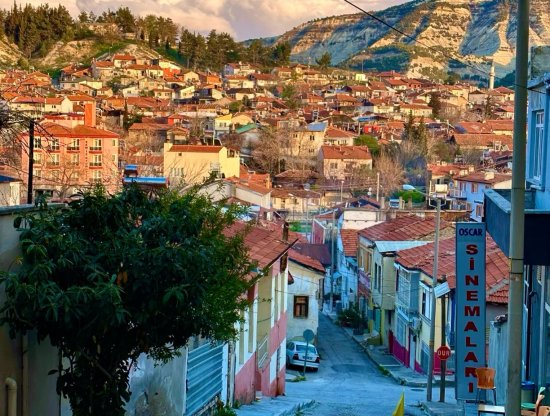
[484,189,550,265]
[89,162,102,168]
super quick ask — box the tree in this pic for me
[428,92,442,119]
[316,52,331,71]
[354,134,380,157]
[281,84,299,110]
[375,151,404,197]
[272,41,291,66]
[0,185,254,415]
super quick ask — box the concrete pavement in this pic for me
[235,310,477,416]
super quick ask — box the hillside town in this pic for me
[0,1,548,415]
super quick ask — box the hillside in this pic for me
[274,0,550,79]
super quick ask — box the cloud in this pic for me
[18,0,409,40]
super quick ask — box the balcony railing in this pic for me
[89,162,102,167]
[89,146,102,151]
[257,335,268,369]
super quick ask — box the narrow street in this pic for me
[285,313,428,415]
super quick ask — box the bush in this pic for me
[338,303,365,329]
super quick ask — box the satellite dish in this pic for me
[303,183,311,191]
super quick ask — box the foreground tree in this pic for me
[0,185,254,416]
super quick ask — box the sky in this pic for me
[9,0,409,40]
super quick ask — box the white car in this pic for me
[286,341,320,371]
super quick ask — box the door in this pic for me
[409,334,416,370]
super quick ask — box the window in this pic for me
[70,172,79,181]
[71,154,79,165]
[420,283,432,319]
[90,154,102,167]
[309,135,315,141]
[48,154,59,166]
[90,139,102,151]
[68,139,80,151]
[471,183,478,193]
[92,170,102,182]
[49,138,60,151]
[475,204,484,219]
[532,110,545,182]
[294,296,309,318]
[112,154,117,164]
[33,138,41,149]
[330,162,338,169]
[33,152,42,164]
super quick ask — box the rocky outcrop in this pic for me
[274,0,550,78]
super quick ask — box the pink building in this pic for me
[229,222,296,404]
[21,103,120,200]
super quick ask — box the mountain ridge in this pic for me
[271,0,550,79]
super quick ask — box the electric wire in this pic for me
[340,0,545,96]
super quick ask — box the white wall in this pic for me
[287,261,323,340]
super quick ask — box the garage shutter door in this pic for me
[185,342,224,415]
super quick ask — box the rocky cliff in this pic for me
[275,0,550,79]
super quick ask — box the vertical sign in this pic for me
[455,222,486,400]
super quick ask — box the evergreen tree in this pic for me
[316,52,331,71]
[428,92,442,119]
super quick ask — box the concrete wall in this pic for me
[488,320,508,405]
[126,350,187,416]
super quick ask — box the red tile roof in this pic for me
[340,229,359,257]
[37,122,119,138]
[452,133,513,149]
[225,222,296,269]
[395,234,509,303]
[168,145,223,153]
[320,145,372,160]
[359,215,450,242]
[289,249,325,273]
[325,126,357,139]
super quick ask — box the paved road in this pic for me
[285,314,429,415]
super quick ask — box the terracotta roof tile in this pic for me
[320,145,372,160]
[289,249,325,273]
[395,233,509,303]
[340,229,359,257]
[359,215,451,242]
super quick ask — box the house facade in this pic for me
[164,144,240,186]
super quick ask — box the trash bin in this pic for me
[522,381,536,404]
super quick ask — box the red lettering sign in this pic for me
[465,305,481,316]
[466,290,479,301]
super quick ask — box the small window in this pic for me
[294,296,309,318]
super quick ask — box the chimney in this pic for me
[84,102,96,127]
[282,221,289,243]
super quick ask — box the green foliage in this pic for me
[354,135,380,157]
[337,303,365,329]
[428,92,442,119]
[281,84,299,110]
[4,3,74,57]
[0,185,254,416]
[394,189,425,203]
[316,52,331,70]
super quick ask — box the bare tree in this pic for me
[375,152,404,197]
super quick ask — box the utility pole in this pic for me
[376,171,380,203]
[330,209,336,312]
[27,119,35,204]
[426,197,441,401]
[506,0,528,412]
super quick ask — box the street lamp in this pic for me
[403,184,442,402]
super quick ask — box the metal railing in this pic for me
[257,335,268,368]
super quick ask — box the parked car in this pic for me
[286,341,320,371]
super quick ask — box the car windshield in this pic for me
[296,344,317,354]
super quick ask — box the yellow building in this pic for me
[164,143,240,186]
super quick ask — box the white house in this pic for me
[287,249,327,341]
[451,171,512,221]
